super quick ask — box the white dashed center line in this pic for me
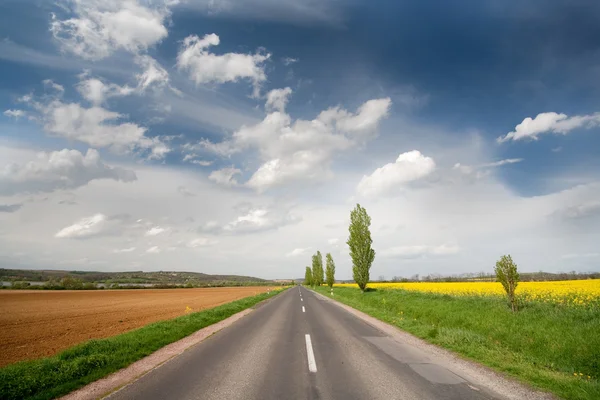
[305,334,317,373]
[302,306,306,313]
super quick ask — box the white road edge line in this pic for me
[305,334,317,373]
[302,306,306,312]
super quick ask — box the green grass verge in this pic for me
[0,289,285,400]
[314,286,599,400]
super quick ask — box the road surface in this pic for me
[107,287,521,400]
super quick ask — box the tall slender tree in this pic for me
[316,251,324,285]
[347,204,375,292]
[325,253,336,288]
[312,251,324,287]
[304,266,313,286]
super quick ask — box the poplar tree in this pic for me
[312,251,324,286]
[347,204,375,292]
[304,266,313,286]
[325,253,336,288]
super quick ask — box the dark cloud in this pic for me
[0,204,22,213]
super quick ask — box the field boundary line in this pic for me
[60,295,276,400]
[309,288,556,400]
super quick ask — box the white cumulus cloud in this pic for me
[145,226,166,236]
[224,207,300,234]
[191,160,213,166]
[4,109,26,119]
[357,150,435,197]
[135,55,172,91]
[209,167,242,187]
[199,205,300,235]
[0,148,136,195]
[181,154,214,166]
[203,93,390,192]
[282,57,298,66]
[176,33,270,96]
[453,158,523,180]
[146,245,161,253]
[322,98,393,139]
[265,87,292,112]
[286,247,310,257]
[76,57,173,106]
[50,0,173,60]
[224,208,269,232]
[44,101,144,150]
[498,111,600,143]
[55,213,107,238]
[23,94,170,158]
[43,79,65,93]
[76,75,135,106]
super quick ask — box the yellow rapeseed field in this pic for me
[334,279,600,307]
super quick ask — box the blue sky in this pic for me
[0,0,599,279]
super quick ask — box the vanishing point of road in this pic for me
[107,287,539,400]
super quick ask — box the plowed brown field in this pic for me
[0,287,273,367]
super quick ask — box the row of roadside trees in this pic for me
[302,203,521,312]
[304,204,372,291]
[304,251,337,289]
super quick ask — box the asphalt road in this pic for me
[107,287,511,400]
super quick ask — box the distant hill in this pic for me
[0,268,269,285]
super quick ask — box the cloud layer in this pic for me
[0,149,136,195]
[202,91,391,191]
[0,0,599,280]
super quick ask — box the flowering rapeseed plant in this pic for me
[335,280,600,307]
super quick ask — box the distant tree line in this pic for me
[1,277,287,290]
[376,271,600,283]
[0,268,270,285]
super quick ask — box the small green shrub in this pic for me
[495,254,520,312]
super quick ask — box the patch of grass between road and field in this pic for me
[314,286,600,400]
[0,288,285,400]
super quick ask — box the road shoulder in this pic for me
[310,288,557,400]
[60,293,281,400]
